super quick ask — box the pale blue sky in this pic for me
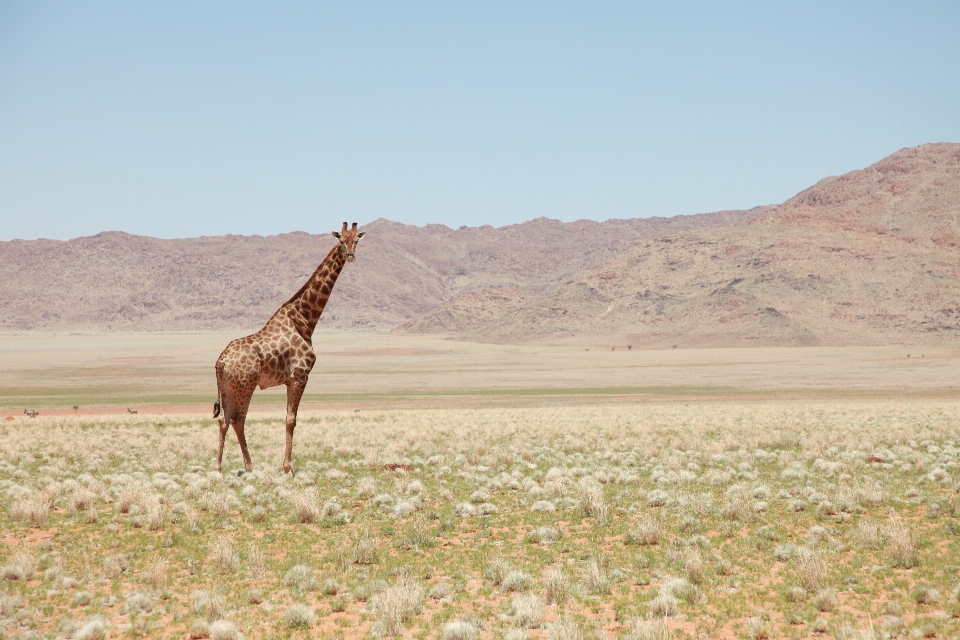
[1,0,959,240]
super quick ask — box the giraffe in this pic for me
[213,222,365,474]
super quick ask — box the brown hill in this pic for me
[472,143,960,347]
[396,289,534,334]
[0,210,763,333]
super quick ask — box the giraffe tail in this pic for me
[213,399,221,419]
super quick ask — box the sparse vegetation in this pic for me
[0,402,957,638]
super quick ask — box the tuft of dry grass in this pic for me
[883,518,918,568]
[544,566,572,605]
[795,549,828,592]
[442,619,478,640]
[578,478,609,523]
[486,556,511,586]
[352,529,379,565]
[285,603,313,628]
[626,515,661,545]
[510,593,544,628]
[144,558,168,590]
[548,615,583,640]
[1,548,35,582]
[209,539,240,574]
[369,576,424,636]
[246,543,266,579]
[10,492,50,526]
[622,618,671,640]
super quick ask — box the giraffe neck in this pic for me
[284,245,346,340]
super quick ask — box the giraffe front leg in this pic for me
[233,420,254,473]
[283,380,306,474]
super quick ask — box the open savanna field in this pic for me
[1,333,959,639]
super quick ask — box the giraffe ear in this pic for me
[357,232,366,239]
[332,231,341,239]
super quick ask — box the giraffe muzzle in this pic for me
[346,253,355,262]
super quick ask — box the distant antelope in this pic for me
[23,409,38,418]
[127,408,138,414]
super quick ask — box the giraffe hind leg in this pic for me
[215,392,240,474]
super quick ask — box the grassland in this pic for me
[0,334,959,639]
[2,403,960,639]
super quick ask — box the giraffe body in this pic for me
[214,222,365,474]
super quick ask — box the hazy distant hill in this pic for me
[0,209,763,333]
[468,143,960,347]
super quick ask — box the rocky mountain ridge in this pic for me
[0,209,763,333]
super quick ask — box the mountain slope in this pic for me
[472,143,960,347]
[0,209,764,332]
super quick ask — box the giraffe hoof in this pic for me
[235,469,245,477]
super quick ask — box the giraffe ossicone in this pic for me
[213,221,365,474]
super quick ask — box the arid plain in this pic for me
[1,333,960,639]
[2,332,959,413]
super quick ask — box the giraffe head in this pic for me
[331,222,366,263]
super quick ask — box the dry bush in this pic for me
[102,553,128,579]
[855,520,882,548]
[247,543,267,579]
[469,488,490,504]
[544,566,571,605]
[721,485,753,522]
[883,519,917,568]
[352,530,379,565]
[10,492,50,526]
[814,588,837,612]
[190,590,226,622]
[124,591,153,616]
[530,500,556,513]
[285,603,313,628]
[549,615,582,640]
[189,619,210,639]
[912,584,940,605]
[622,619,671,640]
[501,570,532,592]
[71,486,98,512]
[144,558,168,590]
[1,548,35,581]
[510,593,544,628]
[626,515,661,545]
[486,556,511,586]
[117,483,144,514]
[578,478,609,523]
[583,560,610,595]
[369,577,424,636]
[649,593,679,618]
[796,549,828,592]
[209,620,240,640]
[858,481,886,507]
[209,539,240,574]
[746,617,772,640]
[288,488,320,523]
[283,564,314,590]
[73,616,108,640]
[684,549,704,584]
[141,494,164,530]
[442,619,478,640]
[356,476,376,499]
